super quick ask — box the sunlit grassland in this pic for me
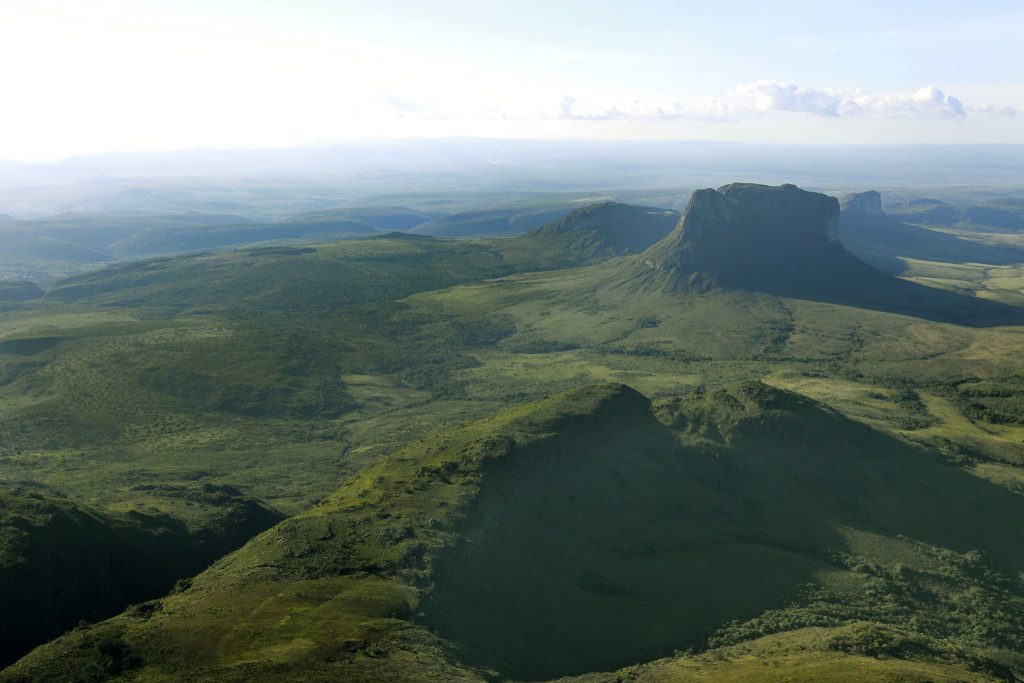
[412,257,1023,453]
[3,237,1021,531]
[901,257,1024,307]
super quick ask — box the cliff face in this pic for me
[619,182,1021,326]
[841,190,885,217]
[640,183,851,292]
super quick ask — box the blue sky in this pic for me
[1,0,1022,159]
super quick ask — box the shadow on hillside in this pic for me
[744,253,1024,328]
[839,214,1024,275]
[420,385,1024,680]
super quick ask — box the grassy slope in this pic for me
[105,206,441,257]
[0,281,42,302]
[1,197,1023,679]
[499,202,680,270]
[0,236,524,664]
[280,207,436,231]
[105,218,381,257]
[0,212,253,283]
[0,481,282,667]
[7,382,1024,681]
[0,237,519,509]
[412,255,1023,433]
[409,206,575,237]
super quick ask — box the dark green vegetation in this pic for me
[1,181,1023,681]
[6,383,1024,681]
[409,206,574,237]
[0,281,42,303]
[105,217,378,258]
[0,199,568,284]
[0,481,281,668]
[423,382,1024,680]
[0,212,253,282]
[105,207,441,258]
[499,202,680,270]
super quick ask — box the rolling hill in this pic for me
[281,207,435,231]
[6,383,1024,681]
[499,202,680,269]
[105,217,381,257]
[408,206,575,237]
[0,481,281,668]
[0,280,42,302]
[1,181,1023,680]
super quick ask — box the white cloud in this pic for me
[729,81,842,116]
[969,103,1018,116]
[556,81,1006,122]
[839,85,966,119]
[557,96,688,121]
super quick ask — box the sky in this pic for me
[1,0,1023,160]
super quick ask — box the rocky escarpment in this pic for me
[636,183,862,293]
[840,189,884,216]
[618,182,1022,325]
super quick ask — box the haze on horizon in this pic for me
[2,0,1023,162]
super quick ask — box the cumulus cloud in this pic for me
[372,83,1018,126]
[969,103,1018,116]
[838,85,966,119]
[728,81,843,116]
[556,82,1006,122]
[558,96,688,121]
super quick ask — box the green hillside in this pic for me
[281,207,435,231]
[0,206,429,280]
[6,383,1024,681]
[106,207,440,257]
[0,184,1022,680]
[0,281,42,302]
[105,218,380,257]
[409,206,574,237]
[500,202,680,269]
[0,481,281,668]
[0,211,253,282]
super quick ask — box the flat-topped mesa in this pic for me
[841,190,885,217]
[639,183,852,292]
